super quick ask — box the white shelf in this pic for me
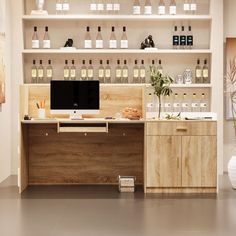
[22,14,212,21]
[23,49,212,54]
[170,84,212,88]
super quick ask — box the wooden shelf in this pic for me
[23,49,212,54]
[22,14,212,21]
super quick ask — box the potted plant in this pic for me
[150,66,174,119]
[225,57,236,189]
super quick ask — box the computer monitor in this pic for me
[50,80,100,120]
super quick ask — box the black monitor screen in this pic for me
[51,81,100,110]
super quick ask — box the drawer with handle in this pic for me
[146,121,217,136]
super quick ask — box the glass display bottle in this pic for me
[173,25,179,49]
[81,60,87,80]
[169,0,177,15]
[31,60,38,83]
[32,26,39,49]
[43,26,50,49]
[70,60,76,80]
[46,60,53,82]
[121,26,128,49]
[113,0,120,14]
[62,0,70,14]
[133,0,141,15]
[98,60,105,83]
[140,60,146,83]
[115,60,122,83]
[200,93,208,112]
[187,25,193,49]
[56,0,63,15]
[157,60,163,74]
[38,60,44,83]
[195,59,202,83]
[64,60,70,80]
[133,60,139,83]
[87,60,94,80]
[84,26,92,49]
[109,26,117,49]
[96,26,103,49]
[105,60,111,83]
[158,0,166,15]
[203,59,210,83]
[122,60,129,83]
[144,0,152,15]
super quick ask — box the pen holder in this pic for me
[38,108,46,119]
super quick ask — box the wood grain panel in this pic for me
[182,136,202,187]
[25,85,143,119]
[145,188,217,194]
[28,123,144,185]
[146,136,181,188]
[146,121,217,136]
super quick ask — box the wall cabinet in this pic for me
[145,121,217,193]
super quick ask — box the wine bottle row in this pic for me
[53,0,199,15]
[147,92,209,113]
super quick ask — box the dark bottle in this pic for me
[172,25,179,49]
[187,26,193,49]
[180,26,186,49]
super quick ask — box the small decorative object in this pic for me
[64,38,74,47]
[31,0,48,15]
[118,176,136,193]
[183,69,193,84]
[150,66,173,119]
[122,107,142,120]
[228,156,236,189]
[24,115,32,121]
[175,74,184,84]
[141,35,155,49]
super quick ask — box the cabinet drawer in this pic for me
[146,121,217,136]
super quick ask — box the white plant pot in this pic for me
[228,156,236,189]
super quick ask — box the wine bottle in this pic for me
[169,0,177,15]
[96,26,103,49]
[182,93,191,112]
[105,60,111,83]
[109,26,117,49]
[183,0,190,14]
[56,0,63,15]
[191,93,200,112]
[31,60,38,83]
[81,60,87,80]
[173,93,181,113]
[84,26,92,49]
[195,59,202,84]
[62,0,70,14]
[122,60,129,83]
[180,25,186,49]
[98,60,105,83]
[190,0,197,14]
[106,1,113,13]
[88,60,94,80]
[38,60,44,83]
[46,60,53,82]
[133,60,139,83]
[64,60,70,80]
[157,60,163,74]
[43,26,51,49]
[70,60,76,80]
[121,26,128,49]
[158,0,166,15]
[97,0,104,13]
[187,25,193,49]
[90,0,97,13]
[133,0,141,15]
[115,60,122,83]
[113,1,120,14]
[200,93,208,112]
[172,25,179,49]
[203,59,209,83]
[32,26,39,49]
[144,0,152,15]
[140,60,146,83]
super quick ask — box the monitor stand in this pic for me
[70,111,84,120]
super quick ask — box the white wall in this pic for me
[223,0,236,172]
[0,0,12,183]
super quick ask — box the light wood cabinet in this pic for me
[145,121,217,193]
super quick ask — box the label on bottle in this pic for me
[64,69,69,78]
[43,40,51,49]
[113,3,120,11]
[88,69,94,78]
[109,40,117,49]
[140,69,146,78]
[84,40,92,49]
[98,69,104,78]
[182,103,189,108]
[70,69,76,78]
[121,40,128,49]
[106,3,113,11]
[183,3,190,11]
[31,69,37,78]
[165,103,171,108]
[196,69,202,78]
[133,6,141,15]
[90,3,97,11]
[38,69,44,78]
[81,69,87,78]
[173,35,179,46]
[32,40,39,49]
[173,103,180,108]
[46,69,53,78]
[97,3,104,11]
[96,40,103,48]
[116,69,122,78]
[203,69,209,78]
[180,36,186,46]
[144,6,152,15]
[133,69,139,78]
[187,36,193,46]
[63,3,70,11]
[158,6,165,15]
[190,3,197,11]
[122,69,128,78]
[105,69,111,78]
[191,103,199,108]
[169,6,176,15]
[56,3,63,11]
[200,103,207,108]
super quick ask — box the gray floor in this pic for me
[0,176,236,236]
